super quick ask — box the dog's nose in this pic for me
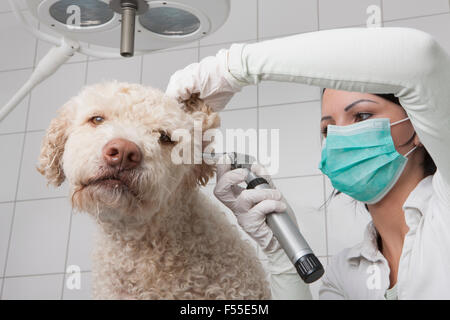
[102,138,142,170]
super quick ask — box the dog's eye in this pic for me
[159,131,173,144]
[90,116,105,125]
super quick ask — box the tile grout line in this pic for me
[60,208,74,300]
[270,173,324,181]
[1,270,91,280]
[84,54,89,86]
[383,11,450,23]
[317,0,321,31]
[256,0,260,162]
[60,56,90,300]
[0,129,45,137]
[0,31,39,299]
[317,0,328,261]
[0,195,67,205]
[139,55,144,85]
[220,98,321,113]
[0,66,35,74]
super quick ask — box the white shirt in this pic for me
[320,172,450,299]
[224,27,450,299]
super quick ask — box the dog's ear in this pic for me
[37,101,73,186]
[182,94,220,186]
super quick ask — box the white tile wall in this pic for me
[142,48,198,91]
[2,274,64,300]
[0,2,11,12]
[0,133,24,202]
[382,0,450,21]
[258,0,318,39]
[217,108,258,159]
[62,271,92,300]
[259,82,320,108]
[200,0,257,46]
[258,101,322,178]
[319,0,381,29]
[0,0,448,300]
[87,56,142,85]
[16,131,69,200]
[0,12,37,71]
[0,69,32,134]
[273,176,327,256]
[66,212,97,272]
[384,13,450,52]
[0,1,26,13]
[324,177,372,256]
[5,198,71,277]
[0,203,14,277]
[27,63,86,131]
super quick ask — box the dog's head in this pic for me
[37,81,219,223]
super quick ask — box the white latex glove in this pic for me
[214,156,313,299]
[213,156,286,253]
[165,49,243,111]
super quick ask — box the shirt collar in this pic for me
[346,174,434,265]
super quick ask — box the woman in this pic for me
[165,27,450,299]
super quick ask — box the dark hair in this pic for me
[320,88,437,210]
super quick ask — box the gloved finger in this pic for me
[165,63,199,101]
[248,199,287,217]
[246,221,275,249]
[236,199,286,251]
[214,168,249,198]
[251,163,270,176]
[231,185,245,197]
[250,163,276,189]
[243,218,280,252]
[236,189,284,212]
[203,92,235,112]
[215,154,233,181]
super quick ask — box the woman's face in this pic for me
[321,89,419,158]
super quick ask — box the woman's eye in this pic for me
[159,131,173,144]
[355,112,372,121]
[321,127,327,137]
[89,116,105,125]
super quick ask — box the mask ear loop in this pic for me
[391,117,418,158]
[404,145,418,158]
[390,117,410,126]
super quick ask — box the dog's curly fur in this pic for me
[37,81,271,299]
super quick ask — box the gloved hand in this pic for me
[165,49,243,111]
[214,156,313,299]
[213,155,287,253]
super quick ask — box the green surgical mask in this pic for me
[318,117,418,204]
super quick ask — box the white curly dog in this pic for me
[37,81,270,299]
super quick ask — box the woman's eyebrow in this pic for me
[344,99,378,111]
[321,99,379,121]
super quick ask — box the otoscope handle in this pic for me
[244,170,324,284]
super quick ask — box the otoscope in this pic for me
[204,152,324,284]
